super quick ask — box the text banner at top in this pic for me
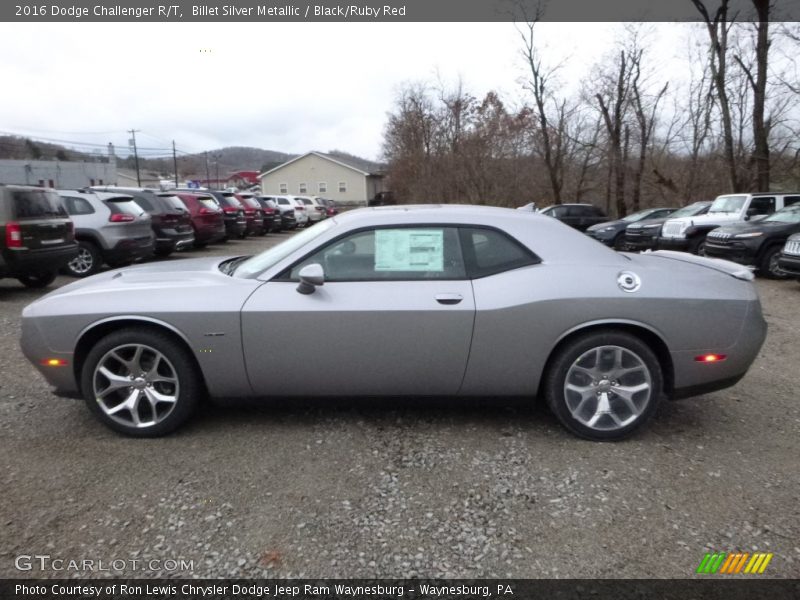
[4,0,800,23]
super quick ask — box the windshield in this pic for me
[670,202,708,218]
[622,209,655,223]
[234,218,337,278]
[709,195,746,214]
[764,204,800,224]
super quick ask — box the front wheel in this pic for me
[544,330,663,441]
[689,236,706,256]
[17,270,57,288]
[81,328,201,437]
[759,245,790,280]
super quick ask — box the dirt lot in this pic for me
[0,232,798,579]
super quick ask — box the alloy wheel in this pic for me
[68,247,94,275]
[92,343,180,428]
[563,345,652,431]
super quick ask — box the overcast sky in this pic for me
[0,22,693,161]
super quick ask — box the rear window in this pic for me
[131,194,155,212]
[105,196,145,216]
[158,194,189,211]
[11,190,68,219]
[220,197,242,209]
[278,198,290,205]
[198,198,219,211]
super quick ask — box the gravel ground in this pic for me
[0,232,798,579]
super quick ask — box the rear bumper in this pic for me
[0,243,79,276]
[155,230,195,252]
[195,223,226,244]
[777,253,800,277]
[223,217,247,237]
[104,237,154,263]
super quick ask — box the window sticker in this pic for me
[375,229,444,271]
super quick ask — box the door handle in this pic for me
[435,293,463,305]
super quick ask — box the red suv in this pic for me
[235,193,265,236]
[174,193,226,247]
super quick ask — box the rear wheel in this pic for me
[759,245,790,279]
[17,270,57,288]
[65,241,101,277]
[544,330,663,441]
[81,328,201,437]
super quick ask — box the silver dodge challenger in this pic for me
[20,205,767,441]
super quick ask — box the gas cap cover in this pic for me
[617,271,641,293]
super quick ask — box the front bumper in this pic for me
[703,240,758,267]
[20,317,80,396]
[657,236,691,251]
[777,253,800,277]
[624,231,659,251]
[585,231,616,246]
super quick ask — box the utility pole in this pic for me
[128,129,141,186]
[172,141,179,188]
[204,152,210,189]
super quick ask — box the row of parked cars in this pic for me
[0,184,338,287]
[534,192,800,280]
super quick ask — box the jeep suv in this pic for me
[91,186,194,256]
[57,190,154,277]
[659,192,795,255]
[0,185,78,288]
[624,201,711,251]
[704,200,800,278]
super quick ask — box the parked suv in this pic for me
[777,233,800,280]
[538,203,607,231]
[704,201,800,278]
[254,196,280,232]
[0,185,77,288]
[178,189,246,240]
[659,192,796,255]
[586,207,677,249]
[57,190,154,277]
[173,192,226,247]
[624,201,711,252]
[295,195,327,224]
[274,196,304,228]
[262,196,295,231]
[236,193,266,236]
[91,186,194,256]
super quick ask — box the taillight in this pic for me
[109,213,135,223]
[223,206,238,214]
[199,207,216,215]
[161,213,179,223]
[5,222,23,248]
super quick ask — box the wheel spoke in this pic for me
[612,382,649,402]
[96,367,131,397]
[144,387,176,404]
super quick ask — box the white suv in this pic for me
[295,195,327,223]
[659,192,791,255]
[274,195,308,228]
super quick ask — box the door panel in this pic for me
[241,280,475,396]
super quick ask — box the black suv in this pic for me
[0,185,78,288]
[538,203,607,231]
[92,186,194,256]
[704,201,800,278]
[197,190,247,240]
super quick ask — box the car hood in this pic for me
[34,256,244,302]
[587,219,625,232]
[712,220,792,235]
[667,213,739,226]
[627,217,669,230]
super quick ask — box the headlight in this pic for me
[733,232,763,239]
[642,224,661,229]
[602,226,616,232]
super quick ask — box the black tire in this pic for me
[689,236,706,256]
[80,328,201,437]
[17,270,57,289]
[613,233,626,250]
[544,330,663,441]
[154,249,174,258]
[758,245,790,280]
[65,241,102,277]
[106,260,133,269]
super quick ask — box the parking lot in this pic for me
[0,230,798,579]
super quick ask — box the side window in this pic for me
[749,197,775,215]
[783,196,800,207]
[62,196,95,215]
[549,206,568,218]
[287,227,465,282]
[460,227,540,278]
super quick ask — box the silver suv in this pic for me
[57,190,154,277]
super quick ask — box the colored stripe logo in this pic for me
[697,552,773,574]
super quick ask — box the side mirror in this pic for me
[296,263,325,295]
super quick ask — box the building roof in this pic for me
[258,151,385,179]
